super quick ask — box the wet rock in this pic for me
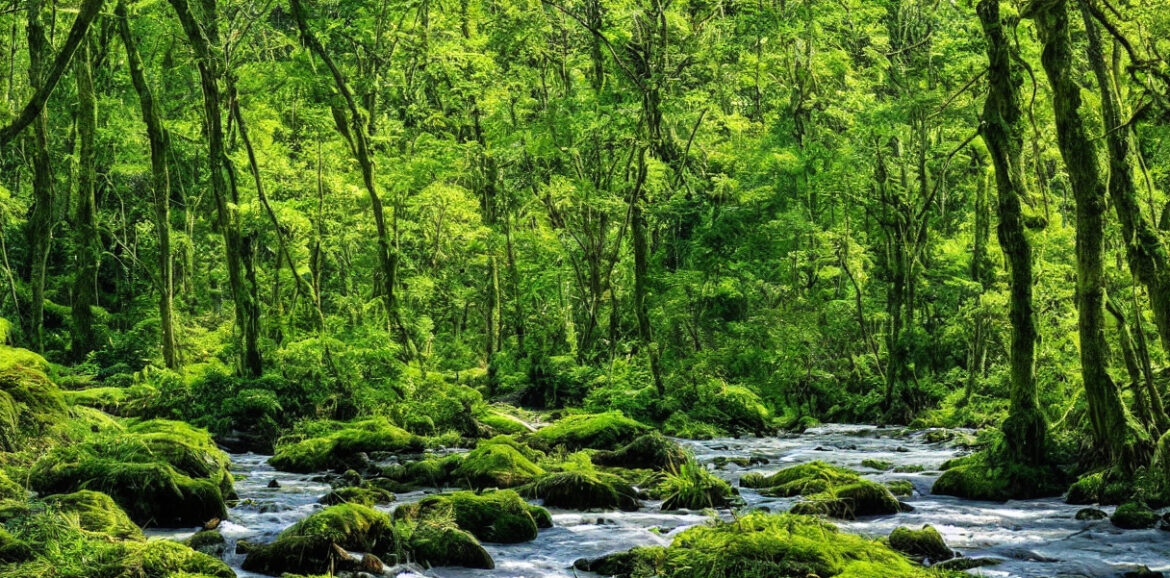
[861,458,894,471]
[408,519,494,569]
[1159,512,1170,531]
[894,464,925,473]
[267,479,280,489]
[1111,502,1158,529]
[885,480,914,497]
[888,525,954,562]
[29,419,235,527]
[184,530,226,557]
[268,418,424,473]
[320,485,396,507]
[520,470,640,511]
[393,490,548,543]
[241,504,398,575]
[742,461,902,519]
[1075,507,1108,521]
[935,556,1004,571]
[592,432,687,471]
[1123,567,1165,578]
[529,411,652,452]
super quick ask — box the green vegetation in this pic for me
[392,490,549,544]
[3,0,1170,571]
[575,512,929,578]
[241,503,398,575]
[887,525,954,562]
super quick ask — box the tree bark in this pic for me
[1077,0,1170,357]
[117,0,177,369]
[24,0,54,353]
[1025,0,1149,466]
[70,38,99,361]
[168,0,263,376]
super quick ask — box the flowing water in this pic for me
[151,424,1170,577]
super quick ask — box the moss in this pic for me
[1147,431,1170,506]
[887,525,953,561]
[885,480,914,497]
[1066,471,1105,504]
[183,530,226,556]
[593,433,688,471]
[477,411,532,436]
[407,518,495,569]
[451,437,545,488]
[0,528,32,563]
[1075,508,1108,520]
[1111,502,1157,529]
[269,417,424,473]
[658,460,735,510]
[320,485,396,507]
[741,462,900,519]
[242,504,398,575]
[62,385,157,416]
[393,490,545,543]
[121,540,235,578]
[662,411,727,440]
[861,459,894,471]
[521,470,641,511]
[44,490,143,540]
[530,411,651,451]
[578,512,928,578]
[0,360,68,452]
[0,470,22,502]
[932,451,1064,501]
[29,420,233,527]
[893,464,925,473]
[383,453,464,488]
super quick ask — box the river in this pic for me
[151,424,1170,577]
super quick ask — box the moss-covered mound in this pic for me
[574,512,928,578]
[451,436,545,488]
[29,419,234,527]
[658,460,736,510]
[741,461,901,519]
[521,470,641,511]
[0,470,23,501]
[269,417,424,473]
[887,525,953,561]
[593,433,688,471]
[320,485,396,507]
[0,498,232,577]
[44,490,143,540]
[242,503,398,575]
[0,350,68,452]
[530,412,651,452]
[932,451,1065,502]
[393,490,548,543]
[184,529,227,556]
[1111,502,1157,529]
[407,518,495,569]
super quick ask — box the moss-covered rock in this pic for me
[0,354,68,451]
[477,410,533,436]
[393,490,547,543]
[933,451,1064,501]
[184,529,227,556]
[741,461,902,519]
[44,490,143,540]
[575,512,928,578]
[269,418,424,473]
[0,470,23,501]
[1111,502,1158,529]
[888,525,953,561]
[319,485,396,507]
[593,433,688,471]
[1075,508,1108,520]
[521,470,641,511]
[530,412,651,452]
[242,503,398,575]
[451,436,545,488]
[30,420,234,527]
[885,480,914,497]
[658,460,735,511]
[407,518,495,569]
[861,459,894,471]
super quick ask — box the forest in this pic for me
[0,0,1169,575]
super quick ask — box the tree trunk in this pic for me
[1077,0,1170,357]
[167,0,263,376]
[631,150,663,396]
[24,0,54,353]
[70,38,99,361]
[1026,0,1148,466]
[117,0,177,369]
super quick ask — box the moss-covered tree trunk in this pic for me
[24,0,53,353]
[1026,0,1148,466]
[979,0,1047,464]
[168,0,263,376]
[70,39,99,361]
[1077,0,1170,358]
[117,0,177,369]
